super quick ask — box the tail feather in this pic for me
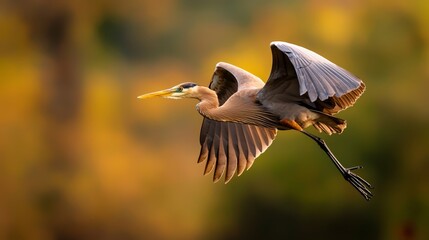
[311,110,347,135]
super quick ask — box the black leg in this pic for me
[301,131,373,201]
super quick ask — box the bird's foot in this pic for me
[342,166,373,201]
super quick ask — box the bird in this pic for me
[138,41,373,200]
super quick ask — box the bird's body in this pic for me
[138,41,373,200]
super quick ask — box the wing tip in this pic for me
[270,41,284,51]
[270,41,280,46]
[224,177,233,184]
[270,41,301,50]
[215,62,232,70]
[270,41,285,47]
[212,177,221,183]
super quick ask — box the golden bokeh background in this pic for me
[1,0,428,239]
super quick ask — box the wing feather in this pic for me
[258,41,365,114]
[198,118,213,163]
[271,41,362,101]
[198,61,278,182]
[209,62,265,106]
[213,124,227,182]
[203,121,219,175]
[249,125,263,153]
[234,123,248,176]
[225,125,238,183]
[242,124,258,158]
[198,119,277,182]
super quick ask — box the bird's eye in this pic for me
[177,86,184,92]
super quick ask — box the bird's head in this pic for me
[138,82,199,100]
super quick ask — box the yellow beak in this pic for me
[137,88,175,99]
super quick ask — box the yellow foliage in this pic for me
[0,0,428,239]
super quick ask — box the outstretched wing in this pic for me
[197,62,277,183]
[258,41,365,114]
[198,119,276,183]
[209,62,265,104]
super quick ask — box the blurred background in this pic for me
[1,0,428,239]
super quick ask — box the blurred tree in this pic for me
[15,1,83,239]
[0,0,428,239]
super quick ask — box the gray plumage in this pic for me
[138,41,372,200]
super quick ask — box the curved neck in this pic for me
[195,87,220,118]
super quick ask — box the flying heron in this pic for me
[138,41,373,200]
